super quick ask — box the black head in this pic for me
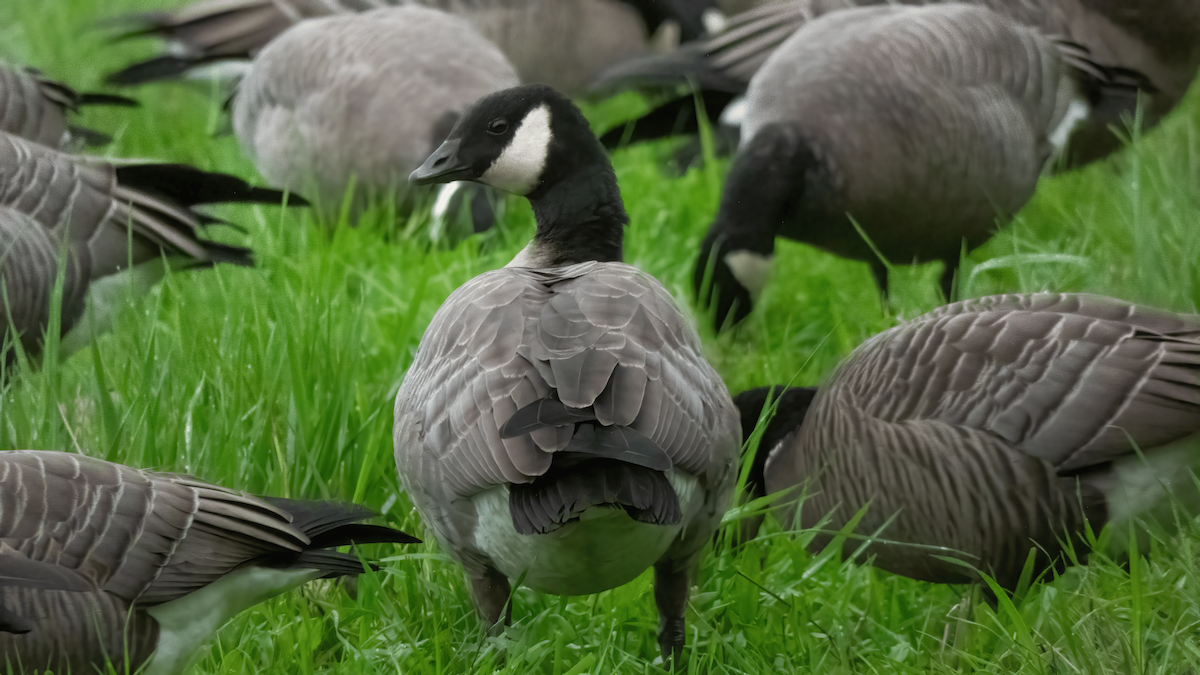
[733,386,818,498]
[411,84,609,200]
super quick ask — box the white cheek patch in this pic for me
[481,104,552,195]
[724,250,774,302]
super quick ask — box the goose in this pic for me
[394,83,740,660]
[732,293,1200,591]
[0,61,136,149]
[106,0,717,96]
[0,450,420,674]
[691,3,1143,330]
[0,130,303,364]
[230,6,519,223]
[594,0,1200,166]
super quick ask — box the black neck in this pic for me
[528,162,628,266]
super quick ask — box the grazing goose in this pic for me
[595,0,1200,164]
[107,0,717,96]
[0,130,301,364]
[692,3,1139,329]
[231,6,519,223]
[394,84,740,660]
[734,294,1200,591]
[0,61,136,149]
[0,450,420,674]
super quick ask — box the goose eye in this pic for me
[487,119,509,135]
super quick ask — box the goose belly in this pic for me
[471,471,701,596]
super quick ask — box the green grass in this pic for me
[4,1,1200,673]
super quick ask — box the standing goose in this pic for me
[692,3,1139,329]
[0,61,136,149]
[594,0,1199,165]
[106,0,717,96]
[231,6,519,223]
[734,294,1200,591]
[0,130,302,364]
[0,450,420,674]
[394,84,740,660]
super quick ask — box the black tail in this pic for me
[510,459,681,535]
[732,386,819,502]
[115,164,309,207]
[106,54,236,86]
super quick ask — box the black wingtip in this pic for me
[115,164,310,208]
[105,55,200,86]
[0,606,33,635]
[76,92,140,108]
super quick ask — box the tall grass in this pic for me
[2,0,1200,672]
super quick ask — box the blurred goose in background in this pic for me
[107,0,718,96]
[0,450,419,674]
[693,3,1143,329]
[595,0,1200,167]
[733,294,1200,591]
[0,130,303,365]
[231,6,518,224]
[0,61,136,149]
[395,84,739,661]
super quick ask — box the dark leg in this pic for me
[654,560,690,667]
[939,259,957,302]
[469,566,513,634]
[870,262,890,299]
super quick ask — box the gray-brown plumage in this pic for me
[693,3,1135,329]
[596,0,1199,165]
[0,61,136,150]
[397,84,739,661]
[0,450,419,675]
[0,544,94,635]
[736,294,1200,590]
[107,0,709,96]
[231,6,519,217]
[0,130,301,364]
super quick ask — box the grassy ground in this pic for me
[3,0,1200,673]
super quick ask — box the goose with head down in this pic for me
[733,293,1200,591]
[0,450,420,674]
[0,129,304,365]
[691,3,1147,329]
[394,83,740,661]
[0,60,135,149]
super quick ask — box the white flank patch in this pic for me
[702,8,728,35]
[724,250,774,302]
[481,104,552,195]
[1048,95,1090,154]
[719,95,749,128]
[144,566,324,675]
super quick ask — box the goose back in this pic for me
[764,294,1200,587]
[232,6,519,210]
[0,62,134,150]
[394,260,739,588]
[0,206,90,363]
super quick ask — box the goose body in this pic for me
[395,84,739,660]
[108,0,715,95]
[0,61,135,149]
[737,294,1200,589]
[231,6,519,219]
[694,3,1116,327]
[0,130,298,363]
[596,0,1199,164]
[0,450,419,674]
